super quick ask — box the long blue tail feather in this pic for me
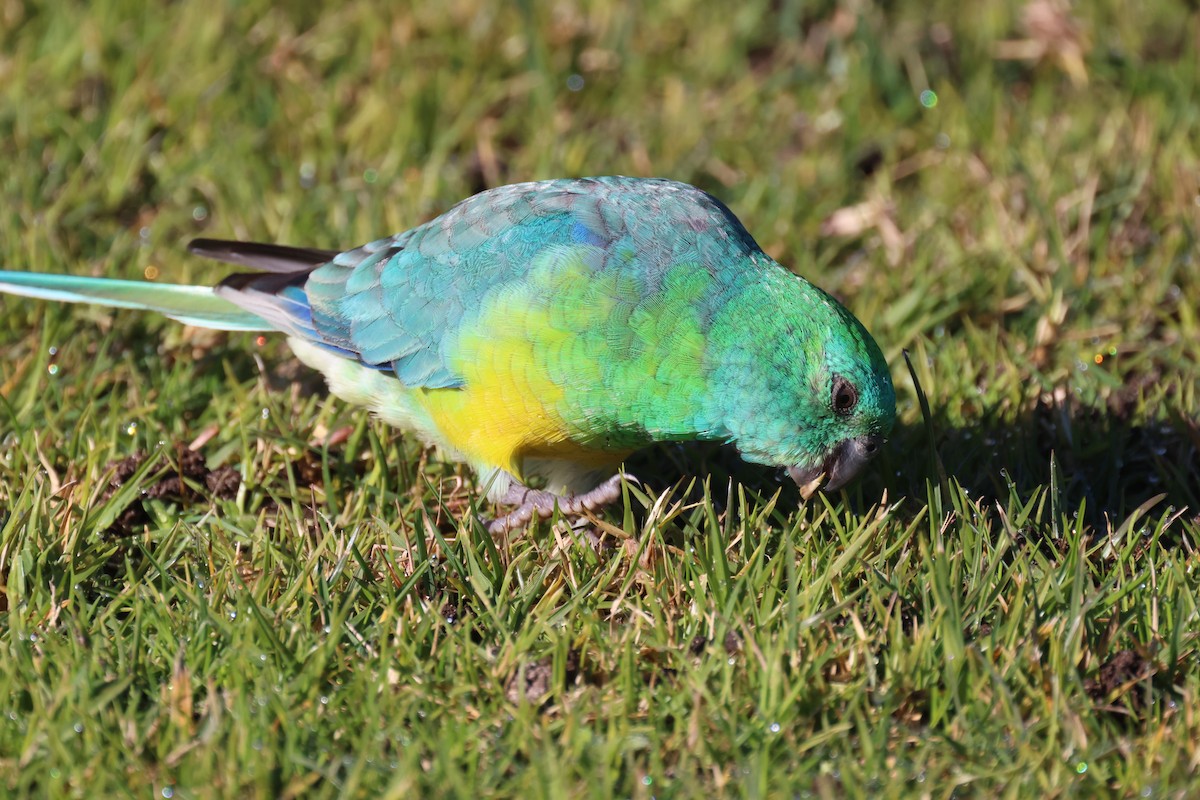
[0,271,269,331]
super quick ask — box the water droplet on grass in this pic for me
[920,89,938,108]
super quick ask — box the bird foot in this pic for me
[485,473,639,535]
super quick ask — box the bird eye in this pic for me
[831,376,858,416]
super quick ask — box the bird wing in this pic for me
[201,177,761,390]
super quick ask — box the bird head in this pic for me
[715,272,896,496]
[782,317,895,497]
[784,373,893,497]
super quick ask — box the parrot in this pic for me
[0,177,895,532]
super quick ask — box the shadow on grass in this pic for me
[625,398,1198,532]
[877,398,1198,527]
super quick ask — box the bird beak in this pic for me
[787,434,884,497]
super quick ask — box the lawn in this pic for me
[1,0,1198,796]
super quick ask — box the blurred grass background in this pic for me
[1,0,1198,796]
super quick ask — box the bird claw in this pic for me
[485,473,637,535]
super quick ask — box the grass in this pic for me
[1,0,1198,796]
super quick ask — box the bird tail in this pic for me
[0,271,269,331]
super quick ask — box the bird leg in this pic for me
[486,473,638,535]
